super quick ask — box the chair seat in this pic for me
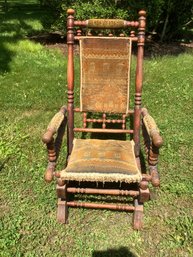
[60,139,142,183]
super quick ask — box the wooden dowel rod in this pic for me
[67,201,135,211]
[86,119,124,123]
[74,128,133,134]
[67,187,139,197]
[73,108,134,114]
[74,21,87,27]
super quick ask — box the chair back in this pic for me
[66,9,146,157]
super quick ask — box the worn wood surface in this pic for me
[42,9,164,230]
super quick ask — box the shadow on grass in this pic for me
[0,2,54,73]
[92,247,138,257]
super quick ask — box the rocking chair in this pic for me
[42,9,163,230]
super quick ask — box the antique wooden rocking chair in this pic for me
[42,9,163,229]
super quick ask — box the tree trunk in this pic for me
[160,12,169,42]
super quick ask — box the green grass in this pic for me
[0,1,193,257]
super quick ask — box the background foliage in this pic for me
[40,0,193,41]
[0,1,193,256]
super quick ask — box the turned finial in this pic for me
[130,31,135,37]
[67,9,75,15]
[138,10,146,17]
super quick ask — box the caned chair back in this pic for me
[80,37,132,114]
[66,9,146,155]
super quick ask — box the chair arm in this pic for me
[42,106,67,183]
[42,106,67,144]
[141,108,163,148]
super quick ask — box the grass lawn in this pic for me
[0,1,193,257]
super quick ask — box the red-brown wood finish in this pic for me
[67,187,139,197]
[67,9,75,155]
[67,201,135,211]
[134,10,146,157]
[73,128,133,134]
[141,108,163,187]
[42,9,163,230]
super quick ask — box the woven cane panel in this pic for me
[80,37,131,113]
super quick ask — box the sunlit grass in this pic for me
[0,1,193,257]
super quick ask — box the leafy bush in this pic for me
[45,0,193,41]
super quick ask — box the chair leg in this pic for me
[56,182,68,224]
[133,198,143,230]
[57,198,68,224]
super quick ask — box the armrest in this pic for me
[42,106,67,144]
[141,108,163,148]
[142,108,163,187]
[42,106,67,183]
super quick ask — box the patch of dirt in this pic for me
[29,32,193,57]
[145,40,193,57]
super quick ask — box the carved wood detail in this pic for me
[133,10,146,157]
[67,187,139,197]
[67,9,75,155]
[48,9,157,230]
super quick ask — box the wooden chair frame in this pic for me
[42,9,163,230]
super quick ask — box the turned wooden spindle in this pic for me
[67,9,75,155]
[67,201,135,211]
[77,29,82,36]
[67,187,139,197]
[44,138,56,182]
[102,113,106,129]
[44,161,56,183]
[149,165,160,187]
[122,114,126,129]
[141,108,162,187]
[83,113,87,128]
[133,10,146,157]
[130,30,135,37]
[42,106,67,183]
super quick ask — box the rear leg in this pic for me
[133,198,143,230]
